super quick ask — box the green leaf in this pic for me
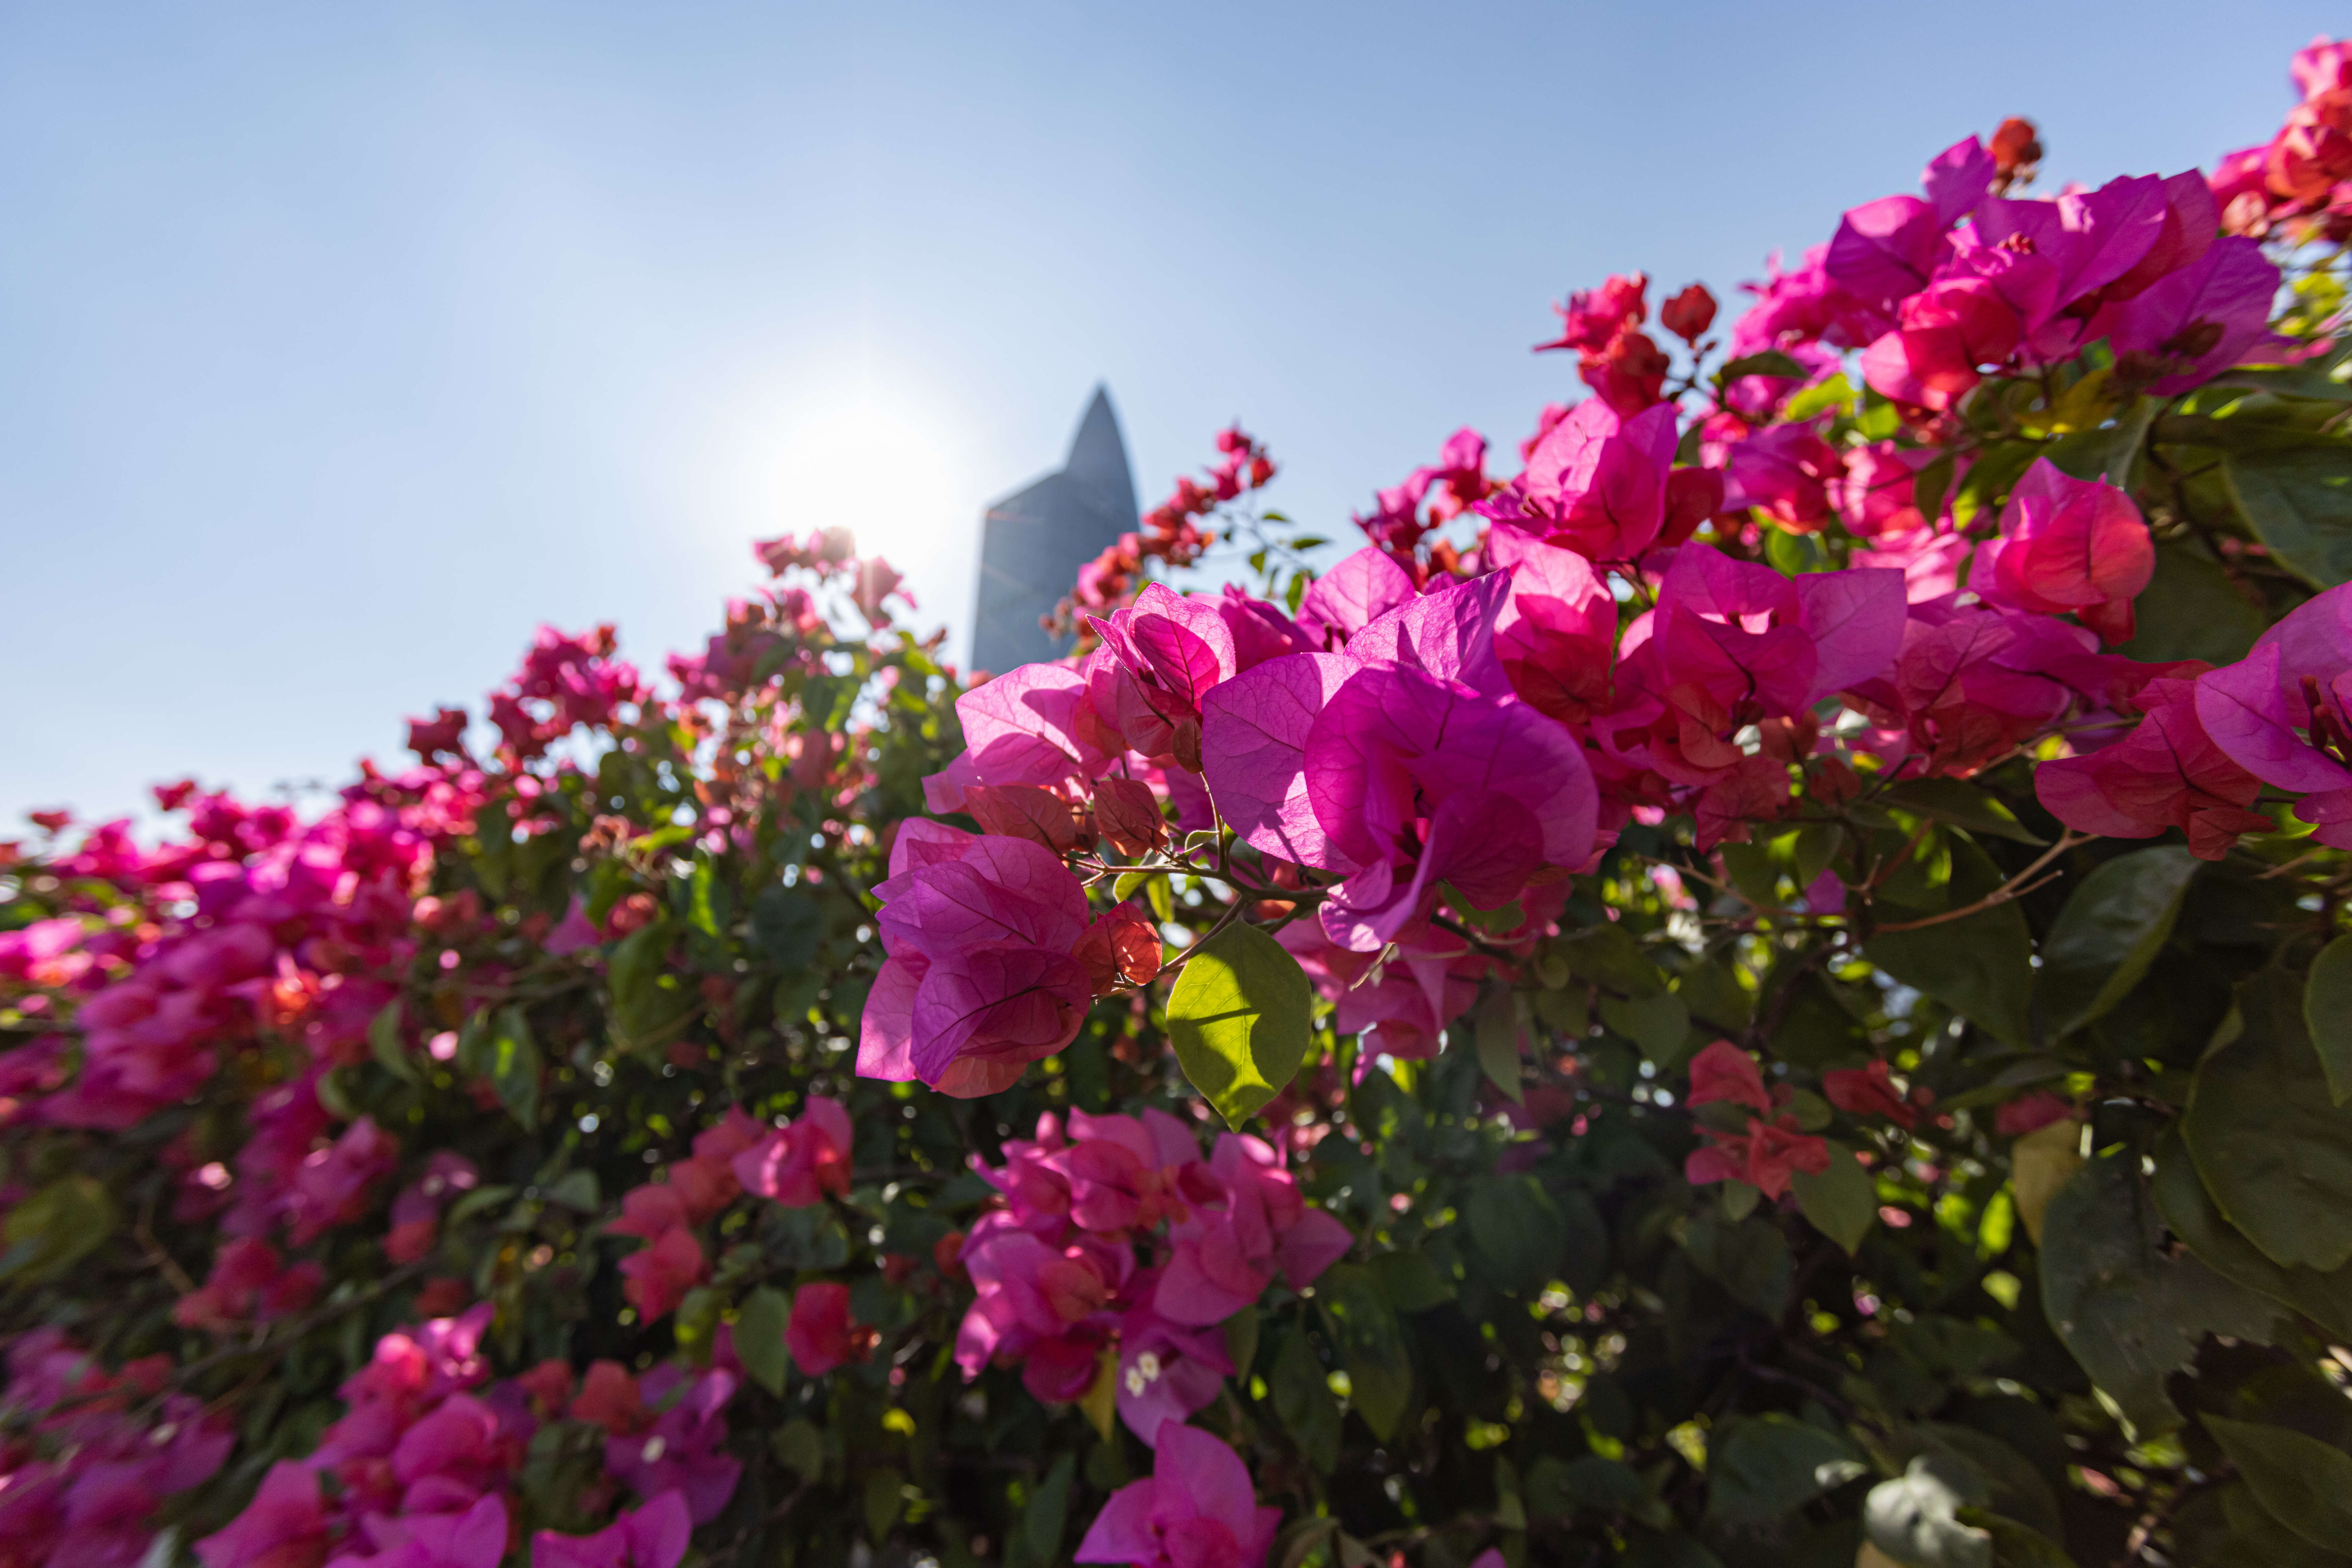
[1316,1262,1411,1440]
[1792,1141,1877,1254]
[0,1176,119,1284]
[1878,779,2042,844]
[489,1006,541,1130]
[2039,1149,2280,1435]
[1718,349,1810,383]
[1704,1413,1867,1524]
[2113,540,2267,667]
[750,885,824,972]
[1112,869,1150,904]
[2186,971,2352,1271]
[1466,1175,1566,1295]
[2203,1416,2352,1551]
[1526,1453,1653,1518]
[1600,990,1692,1067]
[1474,989,1524,1103]
[1553,923,1667,997]
[2305,936,2352,1105]
[1222,1304,1260,1375]
[735,1287,791,1395]
[542,1170,601,1212]
[1683,1214,1792,1318]
[1270,1328,1341,1472]
[863,1467,905,1546]
[1367,1249,1453,1312]
[368,1000,417,1083]
[1019,1451,1076,1563]
[1865,837,2033,1049]
[1168,922,1313,1128]
[2034,846,2198,1036]
[1913,453,1956,528]
[2153,1128,2352,1341]
[609,920,695,1047]
[1864,1455,1991,1568]
[2227,444,2352,588]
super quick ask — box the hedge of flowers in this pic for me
[6,35,2352,1568]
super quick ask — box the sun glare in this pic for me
[758,391,975,642]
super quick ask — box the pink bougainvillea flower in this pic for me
[2038,677,2272,858]
[1114,1282,1235,1445]
[195,1460,331,1568]
[1073,1422,1281,1568]
[731,1095,852,1208]
[604,1367,741,1524]
[1822,1058,1920,1130]
[1487,524,1618,725]
[1304,661,1598,950]
[1049,1108,1200,1234]
[328,1491,508,1568]
[1719,422,1845,531]
[1822,137,1994,313]
[858,822,1095,1098]
[617,1227,707,1322]
[532,1490,691,1568]
[2095,236,2291,394]
[1156,1134,1351,1326]
[1859,276,2022,410]
[1088,583,1241,771]
[1686,1040,1774,1117]
[1294,547,1416,651]
[1967,459,2154,644]
[1686,1114,1832,1200]
[786,1283,874,1379]
[2191,583,2352,846]
[1476,398,1679,562]
[1833,442,1937,538]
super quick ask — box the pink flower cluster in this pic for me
[486,625,645,764]
[0,1329,234,1567]
[1075,1423,1280,1568]
[955,1110,1348,1446]
[2040,578,2352,857]
[194,1308,738,1568]
[1810,132,2288,408]
[2214,36,2352,243]
[1064,427,1276,627]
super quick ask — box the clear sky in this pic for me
[2,1,2340,829]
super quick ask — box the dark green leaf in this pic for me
[2203,1415,2352,1551]
[1683,1214,1791,1318]
[1793,1141,1877,1254]
[2227,443,2352,588]
[751,886,825,973]
[1879,779,2042,844]
[2153,1128,2352,1340]
[368,1000,417,1083]
[489,1006,541,1130]
[0,1176,119,1284]
[1705,1413,1866,1524]
[2113,540,2268,667]
[1222,1304,1260,1376]
[1527,1453,1652,1518]
[2305,935,2352,1105]
[2035,847,2198,1036]
[2039,1149,2279,1434]
[1270,1329,1341,1472]
[1019,1451,1076,1563]
[1367,1249,1453,1312]
[1168,922,1312,1127]
[1866,837,2033,1049]
[1474,989,1524,1103]
[1553,923,1667,997]
[735,1287,790,1395]
[2185,971,2352,1271]
[1316,1262,1411,1440]
[1466,1175,1566,1295]
[1718,350,1811,383]
[1599,990,1692,1067]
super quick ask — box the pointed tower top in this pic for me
[1062,384,1134,497]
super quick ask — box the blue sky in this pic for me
[1,1,2339,829]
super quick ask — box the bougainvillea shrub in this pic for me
[8,36,2352,1568]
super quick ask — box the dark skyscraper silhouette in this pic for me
[972,386,1138,674]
